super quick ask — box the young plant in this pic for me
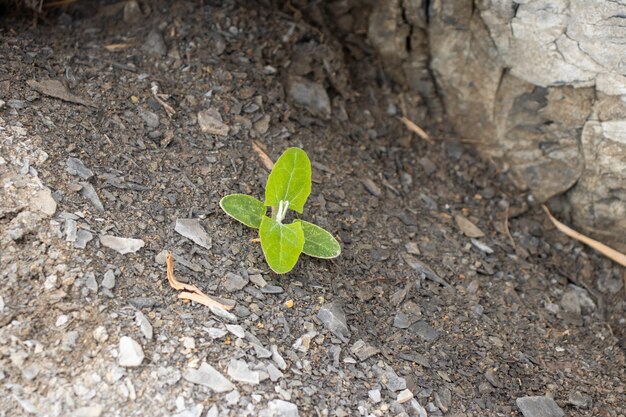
[220,147,341,274]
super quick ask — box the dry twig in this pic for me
[166,252,234,310]
[252,140,275,170]
[542,205,626,267]
[504,205,516,248]
[150,83,176,117]
[398,116,432,143]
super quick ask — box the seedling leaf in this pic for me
[260,216,304,274]
[297,220,341,259]
[264,147,311,213]
[220,194,267,229]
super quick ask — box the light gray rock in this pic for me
[350,340,380,361]
[171,404,203,417]
[408,320,439,342]
[221,272,249,292]
[262,399,299,417]
[317,302,350,341]
[102,270,115,290]
[568,391,592,408]
[271,345,287,370]
[183,362,234,393]
[367,0,626,250]
[207,328,228,339]
[142,29,167,56]
[118,336,144,367]
[560,290,581,315]
[209,306,237,322]
[249,274,267,288]
[135,311,153,339]
[407,399,428,417]
[266,363,283,382]
[66,157,94,180]
[197,108,229,136]
[139,110,159,129]
[227,359,260,385]
[383,366,406,392]
[85,272,98,293]
[78,182,104,213]
[100,235,145,254]
[175,218,211,249]
[397,389,414,404]
[516,396,565,417]
[74,229,93,249]
[393,311,413,329]
[7,99,25,109]
[71,405,103,417]
[30,187,57,216]
[252,343,272,359]
[285,75,331,119]
[368,389,381,403]
[65,218,77,242]
[225,324,245,338]
[205,405,219,417]
[92,326,108,343]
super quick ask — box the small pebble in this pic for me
[397,389,414,404]
[118,336,144,367]
[102,270,115,289]
[368,389,382,403]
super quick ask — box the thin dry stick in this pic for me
[542,205,626,267]
[504,205,516,248]
[150,84,176,116]
[166,252,234,310]
[252,141,275,170]
[398,116,432,143]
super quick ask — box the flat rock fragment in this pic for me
[143,29,167,56]
[79,182,104,211]
[100,235,145,254]
[30,187,57,216]
[227,359,260,385]
[75,229,93,249]
[516,396,565,417]
[221,272,248,292]
[66,157,94,179]
[454,214,485,237]
[286,75,331,119]
[174,218,211,249]
[409,320,440,342]
[198,108,229,136]
[350,340,380,361]
[27,79,96,107]
[317,302,350,341]
[135,311,153,339]
[184,362,234,393]
[262,399,299,417]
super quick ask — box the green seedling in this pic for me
[220,147,341,274]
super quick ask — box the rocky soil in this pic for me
[0,2,624,417]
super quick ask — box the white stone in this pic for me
[135,311,153,339]
[100,235,145,255]
[368,389,381,403]
[118,336,144,367]
[397,388,414,404]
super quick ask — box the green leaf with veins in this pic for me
[259,216,304,274]
[297,220,341,259]
[264,147,311,213]
[219,194,267,229]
